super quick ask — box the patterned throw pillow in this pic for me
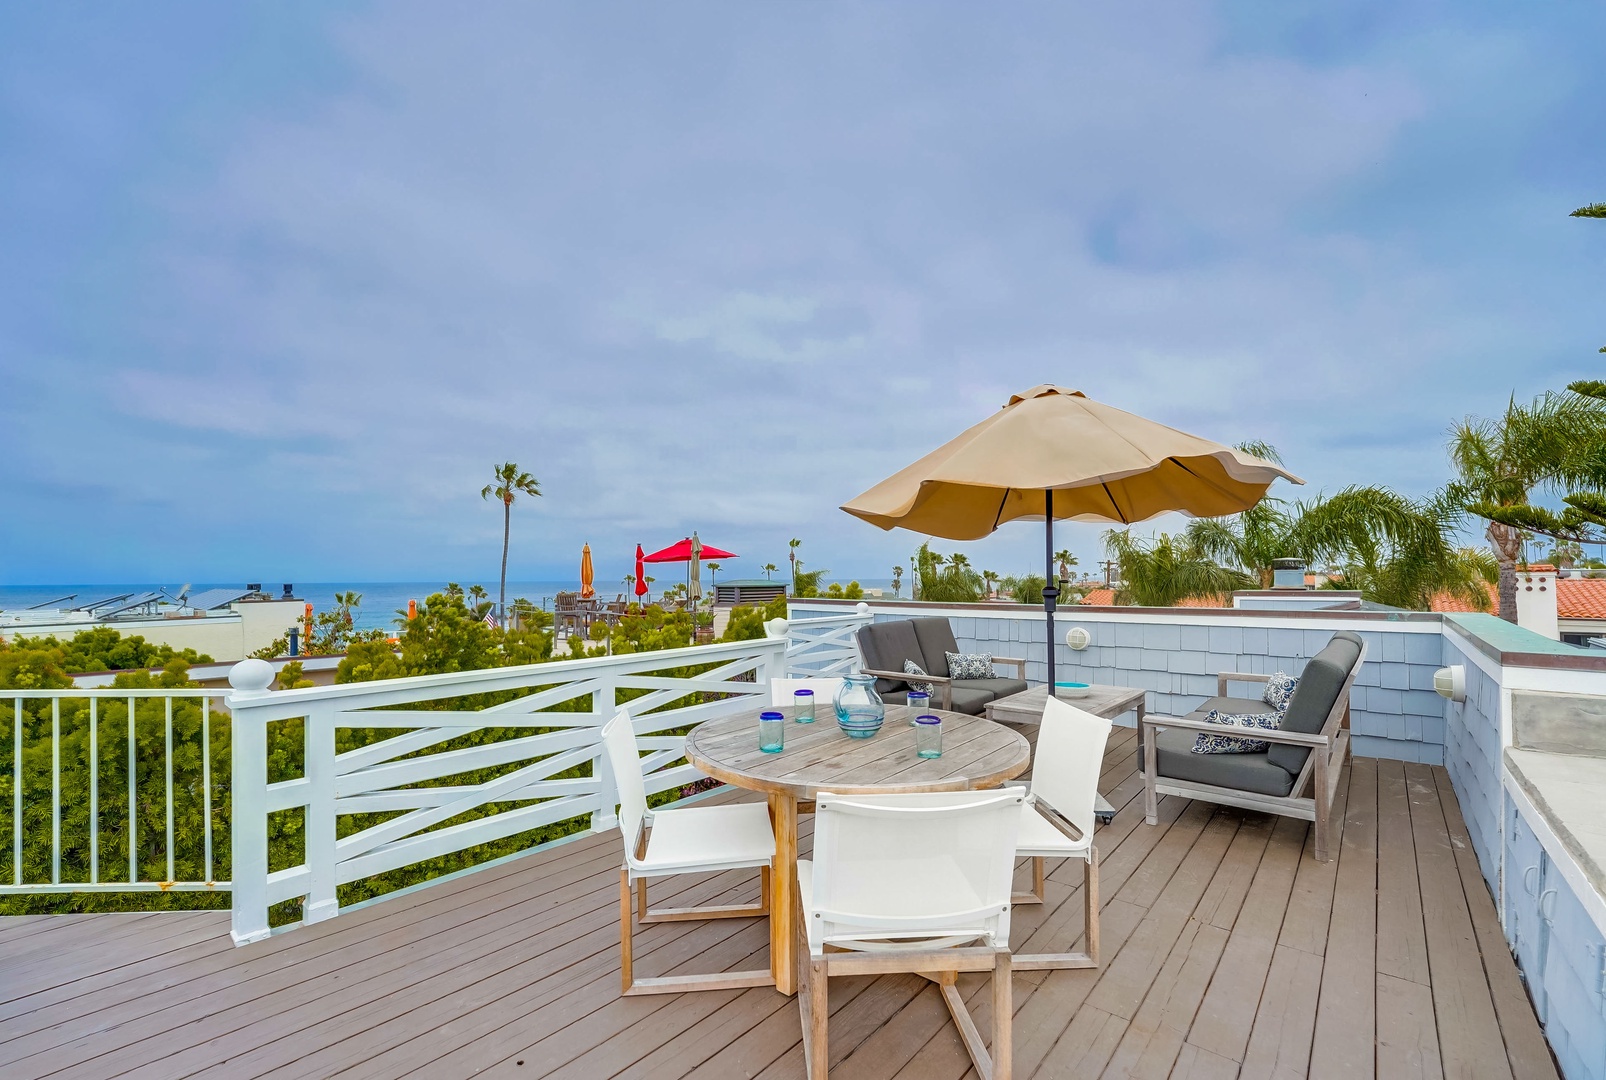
[1261,672,1298,713]
[903,659,934,696]
[945,651,994,680]
[1191,709,1283,754]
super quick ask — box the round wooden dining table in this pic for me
[684,703,1031,995]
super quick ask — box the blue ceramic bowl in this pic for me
[1054,681,1091,698]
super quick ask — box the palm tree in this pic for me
[762,563,779,580]
[1053,549,1077,584]
[982,570,998,598]
[1104,531,1256,607]
[891,565,904,598]
[481,462,542,626]
[1185,485,1493,612]
[705,562,722,591]
[1450,389,1606,619]
[788,538,802,591]
[623,573,636,593]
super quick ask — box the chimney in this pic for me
[1271,558,1308,590]
[1515,565,1559,640]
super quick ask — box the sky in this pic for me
[2,1,1602,589]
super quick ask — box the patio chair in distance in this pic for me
[600,710,777,996]
[1008,695,1111,970]
[798,789,1023,1080]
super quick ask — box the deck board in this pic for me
[0,743,1555,1080]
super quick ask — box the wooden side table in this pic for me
[984,683,1147,825]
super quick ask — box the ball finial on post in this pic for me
[228,658,276,693]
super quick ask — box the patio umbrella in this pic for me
[634,544,649,601]
[579,544,596,600]
[840,384,1301,686]
[688,532,703,603]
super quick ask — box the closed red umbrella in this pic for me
[634,544,649,599]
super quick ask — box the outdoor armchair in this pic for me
[1007,696,1111,970]
[1139,630,1366,863]
[855,617,1027,714]
[797,788,1023,1080]
[601,710,777,995]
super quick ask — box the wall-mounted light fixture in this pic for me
[1065,626,1092,651]
[1433,665,1467,702]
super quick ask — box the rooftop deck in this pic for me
[0,727,1557,1079]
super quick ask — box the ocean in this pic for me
[0,577,895,632]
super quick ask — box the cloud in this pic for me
[1,0,1602,583]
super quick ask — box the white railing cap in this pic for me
[228,658,276,693]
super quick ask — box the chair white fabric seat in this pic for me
[1015,798,1092,857]
[634,801,776,875]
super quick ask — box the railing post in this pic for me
[303,703,338,925]
[228,660,276,946]
[591,672,618,832]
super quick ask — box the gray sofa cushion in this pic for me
[1142,726,1296,797]
[856,621,922,695]
[911,618,961,677]
[944,686,996,715]
[956,676,1029,701]
[1267,631,1363,776]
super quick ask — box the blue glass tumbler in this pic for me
[759,710,785,753]
[915,714,942,758]
[793,688,816,723]
[906,690,930,724]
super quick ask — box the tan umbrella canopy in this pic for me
[841,384,1301,684]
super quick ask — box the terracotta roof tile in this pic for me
[1430,574,1606,619]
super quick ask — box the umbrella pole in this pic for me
[1043,489,1057,689]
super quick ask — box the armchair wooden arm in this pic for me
[860,667,953,711]
[1140,712,1330,748]
[992,656,1027,678]
[1216,671,1274,696]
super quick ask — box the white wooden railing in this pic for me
[226,636,786,945]
[770,602,872,678]
[2,689,226,895]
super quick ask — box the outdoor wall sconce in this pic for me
[1433,664,1467,702]
[1065,626,1092,651]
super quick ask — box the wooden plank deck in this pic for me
[0,735,1558,1079]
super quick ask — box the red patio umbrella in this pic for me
[641,537,738,562]
[634,544,649,599]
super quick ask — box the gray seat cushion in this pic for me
[1267,631,1363,776]
[1142,726,1295,797]
[944,686,995,715]
[956,676,1029,701]
[911,618,961,677]
[856,621,923,695]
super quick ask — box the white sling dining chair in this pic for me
[1010,695,1112,970]
[600,709,778,996]
[798,789,1024,1080]
[768,677,840,707]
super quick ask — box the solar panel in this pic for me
[98,592,167,617]
[185,588,253,611]
[73,593,133,612]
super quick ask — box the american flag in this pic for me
[483,611,499,628]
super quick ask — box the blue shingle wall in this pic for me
[1442,631,1504,894]
[794,605,1449,764]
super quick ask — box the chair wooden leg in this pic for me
[1143,732,1160,825]
[1011,856,1046,906]
[1012,850,1100,971]
[619,869,634,996]
[801,954,829,1080]
[637,867,771,924]
[1313,750,1331,863]
[992,949,1013,1080]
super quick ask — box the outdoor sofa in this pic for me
[1139,629,1366,863]
[855,617,1028,714]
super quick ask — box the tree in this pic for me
[891,565,903,598]
[1450,389,1606,620]
[1054,549,1077,583]
[1575,202,1606,352]
[1104,531,1256,607]
[982,570,998,598]
[788,538,801,591]
[912,542,983,603]
[481,462,542,626]
[761,563,778,580]
[705,562,722,590]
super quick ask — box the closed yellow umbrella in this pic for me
[579,543,596,600]
[841,384,1301,684]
